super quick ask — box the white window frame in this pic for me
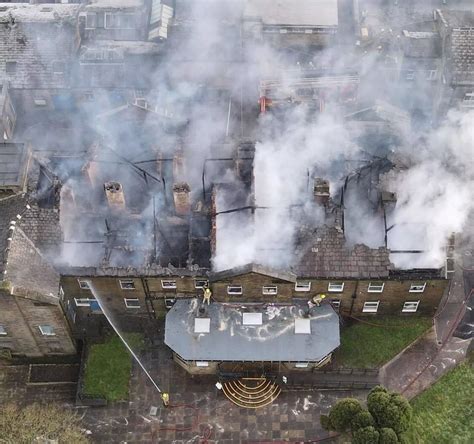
[194,279,208,289]
[34,98,47,107]
[161,280,177,289]
[426,69,437,81]
[78,279,90,290]
[409,283,426,293]
[362,301,380,313]
[402,301,420,313]
[74,298,94,307]
[119,279,136,290]
[0,325,7,336]
[85,13,97,29]
[105,12,135,30]
[330,299,341,310]
[124,298,141,309]
[196,361,209,367]
[39,325,55,336]
[227,285,242,295]
[406,70,415,80]
[295,281,311,292]
[262,285,278,296]
[328,282,344,293]
[295,362,309,368]
[368,282,385,293]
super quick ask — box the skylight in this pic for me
[242,313,263,325]
[294,318,311,334]
[194,318,210,333]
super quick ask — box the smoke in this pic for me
[13,1,471,273]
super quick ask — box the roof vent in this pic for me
[194,318,210,333]
[242,313,263,325]
[294,318,311,334]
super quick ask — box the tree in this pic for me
[367,386,412,435]
[351,410,375,432]
[379,427,399,444]
[327,398,364,432]
[0,403,88,443]
[352,426,380,444]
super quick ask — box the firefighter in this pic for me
[203,284,212,305]
[312,294,326,307]
[161,392,169,407]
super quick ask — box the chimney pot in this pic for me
[104,181,126,210]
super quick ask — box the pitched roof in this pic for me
[210,263,297,283]
[293,226,391,279]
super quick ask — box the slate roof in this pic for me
[0,143,29,191]
[165,298,340,362]
[0,5,79,89]
[293,226,391,279]
[450,27,474,85]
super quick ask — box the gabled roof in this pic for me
[210,263,297,283]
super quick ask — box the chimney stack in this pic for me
[104,181,126,210]
[173,149,185,182]
[173,182,191,216]
[313,178,330,205]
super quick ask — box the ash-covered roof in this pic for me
[293,226,391,279]
[165,298,340,362]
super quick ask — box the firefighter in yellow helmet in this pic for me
[203,284,212,305]
[312,294,326,307]
[161,392,169,407]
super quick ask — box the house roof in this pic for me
[209,263,297,283]
[244,0,338,28]
[293,226,391,279]
[165,298,340,362]
[0,13,78,89]
[0,4,80,23]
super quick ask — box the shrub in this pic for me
[351,410,375,431]
[352,426,380,444]
[320,414,332,431]
[327,398,364,432]
[379,427,399,443]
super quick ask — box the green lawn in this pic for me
[402,363,474,444]
[333,316,432,368]
[83,333,144,402]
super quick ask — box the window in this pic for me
[196,361,209,367]
[227,285,242,295]
[262,286,278,295]
[402,301,419,313]
[161,280,176,289]
[105,13,135,29]
[165,297,176,309]
[426,70,437,81]
[330,299,341,310]
[368,282,385,293]
[5,62,17,74]
[78,280,90,290]
[124,298,140,308]
[295,281,311,292]
[74,298,94,307]
[119,279,136,290]
[328,282,344,292]
[362,301,380,313]
[39,325,55,336]
[34,98,47,107]
[194,279,208,289]
[409,283,426,293]
[85,13,97,29]
[295,362,309,368]
[0,325,7,336]
[406,70,415,80]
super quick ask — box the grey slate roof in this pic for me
[165,298,340,362]
[293,226,391,279]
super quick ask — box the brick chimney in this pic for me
[173,182,191,216]
[104,181,126,210]
[313,178,330,205]
[173,149,185,182]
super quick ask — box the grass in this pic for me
[402,363,474,444]
[333,316,432,368]
[83,333,144,402]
